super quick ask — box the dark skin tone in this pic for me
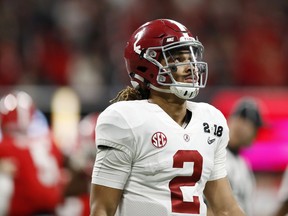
[148,90,187,125]
[147,50,198,126]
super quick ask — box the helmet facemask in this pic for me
[144,39,208,100]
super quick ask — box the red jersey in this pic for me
[56,195,90,216]
[0,132,63,216]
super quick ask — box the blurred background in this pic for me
[0,0,287,215]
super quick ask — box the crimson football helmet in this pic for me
[124,19,208,100]
[0,91,36,133]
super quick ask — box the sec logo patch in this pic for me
[151,132,167,148]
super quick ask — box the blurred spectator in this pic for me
[56,112,98,216]
[0,91,64,215]
[226,97,264,215]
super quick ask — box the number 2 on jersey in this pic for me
[169,150,203,214]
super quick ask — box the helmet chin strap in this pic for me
[131,74,199,100]
[149,84,199,100]
[170,86,199,100]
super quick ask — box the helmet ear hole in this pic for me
[136,66,147,73]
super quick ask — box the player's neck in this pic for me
[148,94,187,126]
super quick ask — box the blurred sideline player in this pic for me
[207,97,263,216]
[0,91,64,215]
[56,112,98,216]
[213,97,263,216]
[226,97,263,215]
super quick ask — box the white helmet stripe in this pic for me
[134,74,144,82]
[169,20,189,38]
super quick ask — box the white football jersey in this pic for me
[92,100,229,216]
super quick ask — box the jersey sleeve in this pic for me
[208,108,229,181]
[95,105,135,154]
[91,104,135,189]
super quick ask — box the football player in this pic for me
[0,91,64,215]
[90,19,245,216]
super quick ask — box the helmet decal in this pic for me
[133,28,145,55]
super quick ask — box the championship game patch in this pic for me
[151,132,167,148]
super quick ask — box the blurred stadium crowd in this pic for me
[0,0,287,88]
[0,0,288,113]
[0,0,288,215]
